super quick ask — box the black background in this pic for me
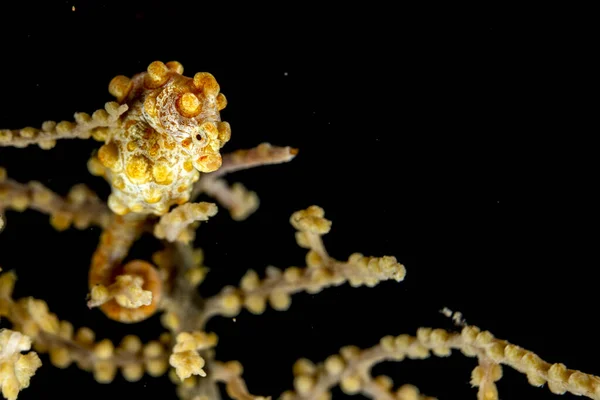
[0,2,596,399]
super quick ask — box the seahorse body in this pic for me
[95,61,231,216]
[88,61,230,322]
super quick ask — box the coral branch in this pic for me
[154,243,208,333]
[200,206,406,324]
[202,253,405,324]
[211,361,270,400]
[280,322,600,399]
[195,179,258,221]
[439,325,600,399]
[0,170,111,231]
[0,102,127,149]
[151,243,225,399]
[153,202,218,243]
[290,206,330,261]
[281,340,436,400]
[191,143,297,220]
[206,143,298,179]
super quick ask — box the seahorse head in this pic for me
[97,61,231,215]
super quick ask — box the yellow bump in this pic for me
[120,335,143,352]
[148,142,160,157]
[92,127,109,142]
[32,187,53,205]
[127,140,137,151]
[19,127,37,138]
[113,176,125,190]
[166,61,183,74]
[176,193,190,204]
[200,121,219,140]
[108,75,133,101]
[143,341,164,358]
[105,101,121,116]
[184,267,207,286]
[324,355,345,376]
[145,61,170,88]
[126,154,153,184]
[340,375,362,394]
[152,162,173,185]
[164,139,176,150]
[122,363,144,382]
[269,290,291,311]
[144,188,162,204]
[50,211,72,231]
[146,359,168,377]
[181,137,192,148]
[294,375,314,395]
[108,194,129,215]
[217,121,231,145]
[41,120,57,132]
[193,153,222,173]
[94,360,117,383]
[87,156,105,176]
[39,139,56,150]
[193,72,219,96]
[221,292,242,316]
[160,312,180,330]
[98,142,120,170]
[216,93,227,110]
[144,95,157,117]
[155,203,169,215]
[56,121,75,134]
[183,160,194,172]
[130,203,144,212]
[92,109,109,123]
[176,92,201,117]
[94,339,115,359]
[49,347,72,368]
[74,327,95,345]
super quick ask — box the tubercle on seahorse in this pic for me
[87,61,231,322]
